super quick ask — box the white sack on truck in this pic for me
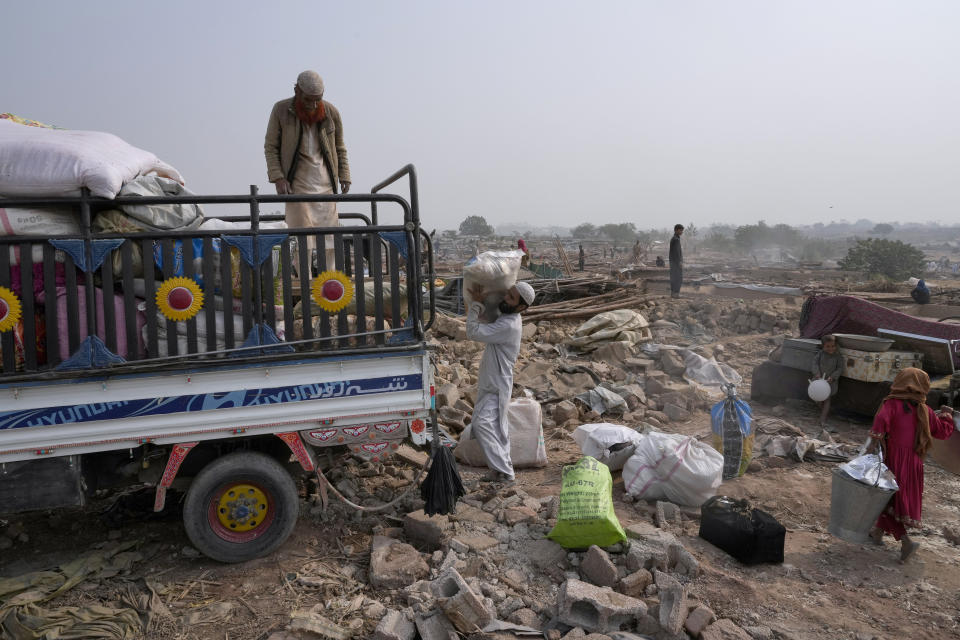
[0,118,182,198]
[462,249,524,322]
[0,207,80,265]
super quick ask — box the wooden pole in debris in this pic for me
[524,294,657,322]
[554,236,574,277]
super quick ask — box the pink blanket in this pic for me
[799,295,960,367]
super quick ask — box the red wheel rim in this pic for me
[206,481,277,543]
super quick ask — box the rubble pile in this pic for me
[283,477,761,640]
[427,296,797,438]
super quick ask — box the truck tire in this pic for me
[183,451,299,563]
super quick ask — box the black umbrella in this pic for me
[420,410,465,515]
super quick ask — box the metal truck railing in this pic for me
[0,165,435,381]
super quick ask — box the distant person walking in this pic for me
[669,224,684,298]
[578,244,585,271]
[265,70,351,274]
[632,240,642,264]
[518,238,530,267]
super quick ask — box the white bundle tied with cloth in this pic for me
[0,118,182,198]
[572,423,645,471]
[565,310,652,353]
[462,249,524,321]
[623,431,723,506]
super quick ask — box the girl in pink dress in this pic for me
[867,368,955,563]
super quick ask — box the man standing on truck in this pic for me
[465,281,536,483]
[264,70,351,274]
[669,223,684,298]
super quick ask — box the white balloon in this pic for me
[808,379,831,402]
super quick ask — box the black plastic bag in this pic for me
[699,495,785,565]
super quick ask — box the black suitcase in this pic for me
[699,496,785,565]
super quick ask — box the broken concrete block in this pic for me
[662,403,690,422]
[528,538,568,571]
[413,610,459,640]
[522,322,538,340]
[632,614,661,636]
[580,545,619,588]
[430,567,493,633]
[372,609,416,640]
[700,618,754,640]
[625,534,671,573]
[660,349,686,377]
[503,505,538,525]
[435,383,460,409]
[450,534,499,553]
[449,503,496,524]
[741,625,774,640]
[624,357,655,373]
[618,569,653,598]
[404,510,452,550]
[553,400,579,425]
[557,579,646,634]
[625,521,659,539]
[684,605,717,637]
[508,607,542,629]
[289,610,352,639]
[369,536,430,589]
[667,543,699,578]
[654,571,686,635]
[655,501,680,528]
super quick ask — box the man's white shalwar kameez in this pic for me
[466,302,522,479]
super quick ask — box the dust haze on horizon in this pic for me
[3,1,959,231]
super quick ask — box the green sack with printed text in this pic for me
[547,456,626,549]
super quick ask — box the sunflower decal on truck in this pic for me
[156,277,204,321]
[311,270,354,313]
[0,286,22,332]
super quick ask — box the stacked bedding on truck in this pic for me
[0,115,191,367]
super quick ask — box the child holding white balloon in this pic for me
[810,334,844,428]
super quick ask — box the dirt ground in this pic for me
[2,287,960,640]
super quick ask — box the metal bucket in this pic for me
[828,468,896,544]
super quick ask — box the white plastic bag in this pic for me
[623,431,723,506]
[462,250,524,320]
[0,118,182,198]
[682,350,742,396]
[455,398,547,468]
[571,423,644,471]
[838,454,899,491]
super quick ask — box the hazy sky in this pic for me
[4,1,959,230]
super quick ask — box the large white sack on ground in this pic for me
[571,423,645,471]
[622,431,723,506]
[0,119,182,198]
[454,397,547,468]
